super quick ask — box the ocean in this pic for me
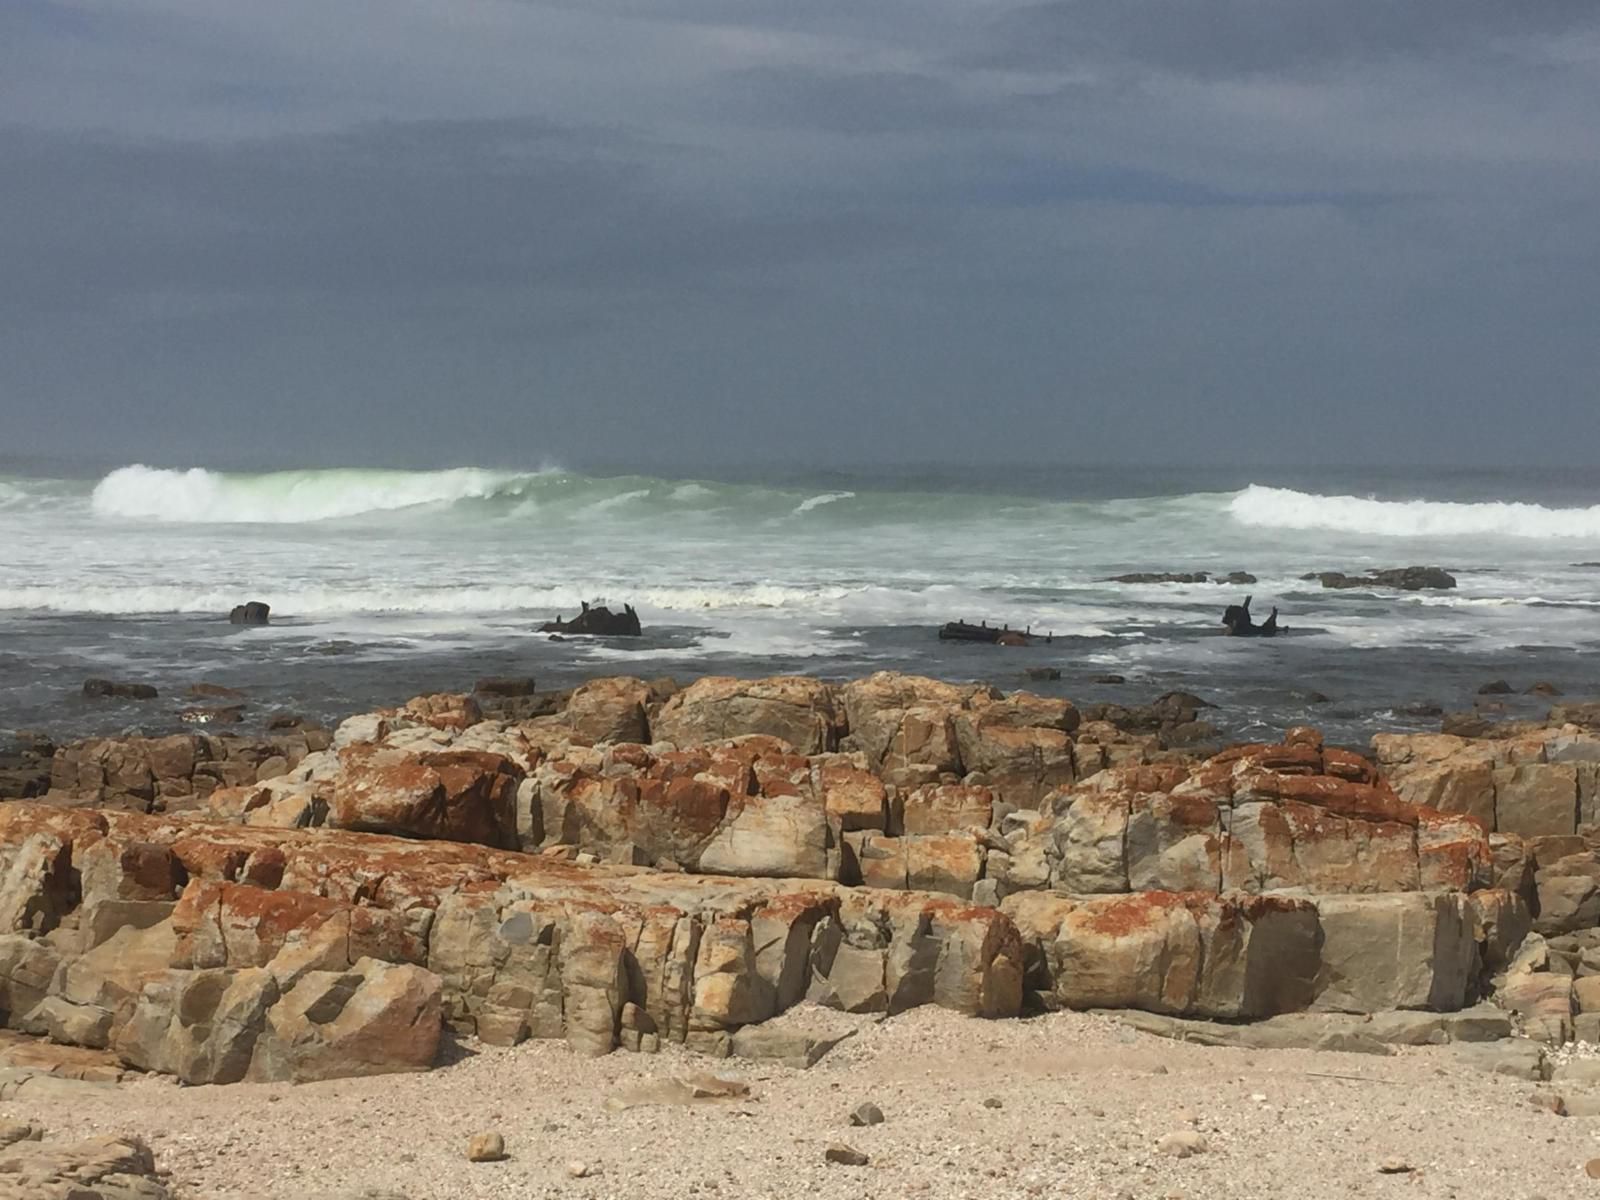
[3,461,1598,747]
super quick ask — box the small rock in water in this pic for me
[1157,1131,1208,1158]
[849,1102,885,1127]
[1025,667,1061,682]
[466,1132,506,1163]
[825,1144,870,1167]
[1093,674,1126,685]
[81,678,158,700]
[1478,679,1514,695]
[982,1097,1003,1109]
[1376,1157,1413,1174]
[179,704,246,725]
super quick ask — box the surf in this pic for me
[1228,484,1600,540]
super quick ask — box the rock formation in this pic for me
[3,670,1596,1087]
[228,602,271,626]
[539,602,642,636]
[1304,567,1457,591]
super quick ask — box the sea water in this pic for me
[2,461,1598,744]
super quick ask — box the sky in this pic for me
[2,0,1598,471]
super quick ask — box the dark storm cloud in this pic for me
[1,0,1598,467]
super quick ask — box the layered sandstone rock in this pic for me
[0,799,1024,1082]
[0,1130,171,1200]
[9,675,1595,1082]
[837,673,1082,804]
[1374,726,1600,836]
[654,676,843,755]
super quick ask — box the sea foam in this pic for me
[90,465,527,524]
[1229,484,1600,540]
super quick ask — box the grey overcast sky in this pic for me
[2,1,1598,470]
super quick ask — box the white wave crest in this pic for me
[585,489,652,513]
[792,490,855,515]
[1229,484,1600,540]
[90,465,525,524]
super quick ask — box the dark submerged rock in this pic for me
[1220,595,1281,638]
[539,602,642,637]
[82,679,158,700]
[229,601,271,625]
[474,677,538,697]
[1303,567,1456,591]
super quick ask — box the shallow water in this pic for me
[2,461,1597,744]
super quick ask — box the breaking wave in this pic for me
[89,465,532,524]
[1228,485,1600,540]
[72,465,1045,527]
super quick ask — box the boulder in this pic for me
[1494,764,1578,839]
[1311,893,1477,1013]
[539,602,641,637]
[953,694,1079,808]
[1004,891,1320,1019]
[249,958,443,1081]
[654,677,841,755]
[228,601,271,625]
[331,745,521,848]
[563,677,652,746]
[838,673,973,784]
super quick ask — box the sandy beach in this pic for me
[7,1005,1597,1200]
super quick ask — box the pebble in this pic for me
[850,1102,885,1127]
[567,1160,594,1178]
[1157,1131,1208,1158]
[1377,1157,1413,1174]
[983,1097,1004,1109]
[1530,1092,1568,1116]
[825,1144,870,1167]
[466,1132,506,1163]
[1585,1158,1600,1179]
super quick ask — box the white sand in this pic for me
[6,1009,1593,1200]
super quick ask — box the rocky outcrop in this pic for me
[44,728,330,813]
[837,672,1079,805]
[1375,726,1600,839]
[539,602,641,637]
[1305,567,1457,591]
[12,673,1599,1081]
[0,799,1024,1081]
[329,745,521,847]
[654,677,842,755]
[0,734,53,801]
[1006,891,1321,1019]
[0,1129,171,1200]
[1105,571,1256,585]
[228,601,271,626]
